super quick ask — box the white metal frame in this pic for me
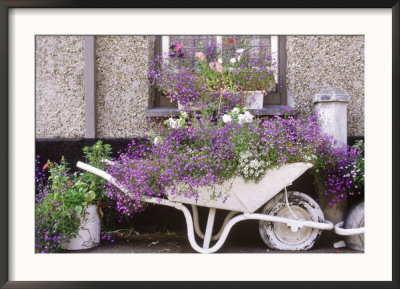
[143,197,334,254]
[77,161,366,253]
[334,221,365,236]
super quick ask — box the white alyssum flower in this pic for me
[230,58,237,64]
[218,58,223,64]
[249,159,263,169]
[222,114,232,123]
[237,151,266,181]
[239,151,252,162]
[303,155,312,162]
[303,153,317,162]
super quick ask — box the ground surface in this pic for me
[69,230,361,254]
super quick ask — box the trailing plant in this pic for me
[105,108,362,217]
[349,140,364,197]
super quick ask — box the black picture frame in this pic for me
[0,1,399,289]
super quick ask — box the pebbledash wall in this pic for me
[35,35,364,139]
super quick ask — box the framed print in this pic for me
[0,1,399,288]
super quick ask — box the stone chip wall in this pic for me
[96,36,154,138]
[35,35,364,138]
[286,36,364,136]
[35,36,85,138]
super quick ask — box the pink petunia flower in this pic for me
[175,43,182,51]
[215,62,223,73]
[209,62,216,70]
[195,51,206,61]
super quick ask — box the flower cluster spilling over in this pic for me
[148,36,278,113]
[348,140,364,196]
[313,142,360,205]
[148,54,209,110]
[105,109,361,216]
[237,151,266,182]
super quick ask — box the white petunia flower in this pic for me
[230,58,237,64]
[180,111,188,119]
[231,107,240,114]
[218,58,223,64]
[168,118,176,129]
[236,48,245,54]
[243,111,254,123]
[237,114,245,124]
[222,114,232,123]
[154,136,162,145]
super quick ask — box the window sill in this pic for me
[145,105,296,118]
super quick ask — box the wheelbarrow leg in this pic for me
[191,204,238,241]
[203,208,216,249]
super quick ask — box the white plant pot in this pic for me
[243,91,264,109]
[63,204,100,250]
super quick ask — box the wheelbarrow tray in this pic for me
[167,162,313,213]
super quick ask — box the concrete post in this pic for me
[312,88,350,224]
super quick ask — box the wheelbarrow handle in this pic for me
[76,161,113,182]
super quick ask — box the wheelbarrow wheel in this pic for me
[344,201,364,251]
[259,191,324,251]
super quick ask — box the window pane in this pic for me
[170,35,217,48]
[169,35,217,60]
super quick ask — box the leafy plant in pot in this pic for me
[35,157,99,252]
[35,141,112,252]
[60,178,100,251]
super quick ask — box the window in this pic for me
[150,35,287,112]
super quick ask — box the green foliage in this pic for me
[35,141,113,253]
[81,140,112,201]
[36,158,81,253]
[351,140,364,195]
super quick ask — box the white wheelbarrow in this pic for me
[77,161,339,253]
